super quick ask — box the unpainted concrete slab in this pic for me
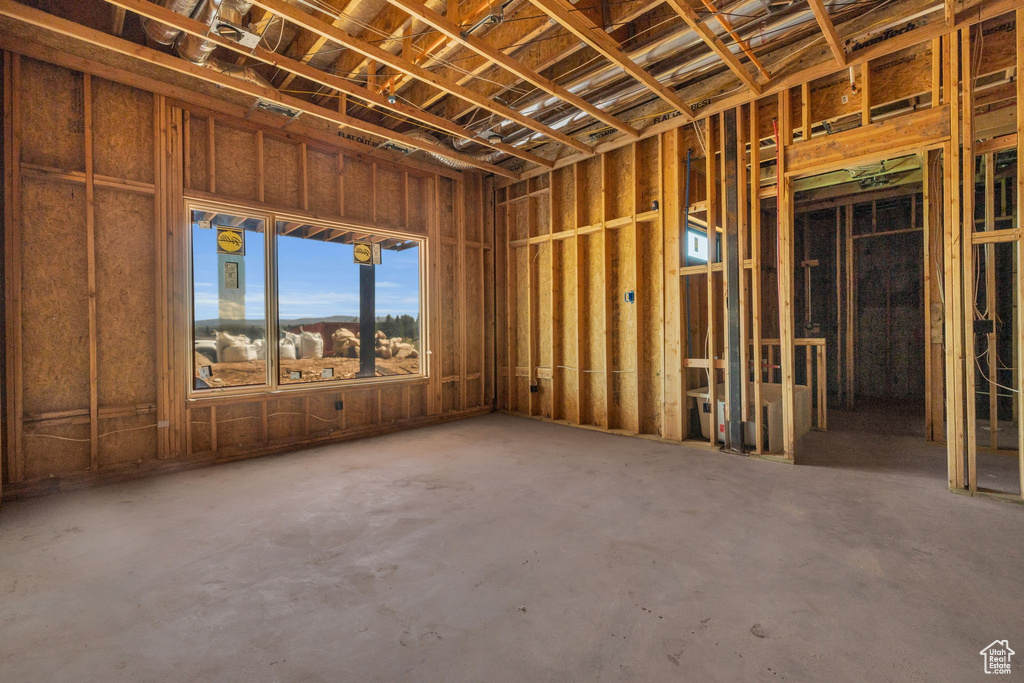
[0,412,1021,682]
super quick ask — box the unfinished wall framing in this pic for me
[1,50,493,498]
[497,13,1024,500]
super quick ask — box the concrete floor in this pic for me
[1,412,1022,682]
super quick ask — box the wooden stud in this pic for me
[861,61,872,127]
[527,0,694,119]
[664,0,762,94]
[662,128,683,441]
[1017,7,1024,497]
[750,102,764,453]
[778,88,797,460]
[961,27,977,491]
[84,73,99,471]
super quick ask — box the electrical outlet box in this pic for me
[334,400,344,410]
[529,384,539,394]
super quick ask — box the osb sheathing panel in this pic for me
[608,227,637,432]
[555,239,578,421]
[344,158,373,222]
[438,176,456,240]
[20,179,90,415]
[214,124,258,200]
[483,248,496,401]
[187,114,209,192]
[637,221,663,435]
[189,407,213,454]
[636,137,659,212]
[19,57,84,172]
[406,175,428,234]
[443,381,459,413]
[465,246,484,371]
[536,241,553,419]
[606,146,634,220]
[809,71,864,125]
[91,77,154,183]
[441,242,459,375]
[308,393,344,436]
[466,377,482,408]
[408,384,426,419]
[23,423,90,480]
[529,193,550,238]
[99,414,157,467]
[577,157,602,226]
[306,148,340,216]
[552,166,574,233]
[463,173,482,242]
[580,233,605,426]
[977,16,1016,73]
[215,402,262,450]
[508,197,528,242]
[267,397,304,442]
[379,386,403,423]
[344,390,374,430]
[95,188,157,407]
[375,166,403,228]
[263,135,302,209]
[870,44,932,109]
[513,246,530,414]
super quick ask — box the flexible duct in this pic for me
[206,57,274,89]
[402,130,503,169]
[142,0,201,45]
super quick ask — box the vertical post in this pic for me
[750,101,764,453]
[944,32,966,490]
[705,117,718,446]
[723,108,743,451]
[84,74,99,472]
[662,128,684,440]
[961,27,977,491]
[778,88,797,460]
[1016,7,1024,496]
[358,262,376,378]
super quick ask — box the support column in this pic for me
[723,108,743,451]
[358,262,376,378]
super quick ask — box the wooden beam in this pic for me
[662,0,761,94]
[0,0,521,179]
[806,0,846,66]
[103,0,550,169]
[526,0,694,119]
[385,0,640,138]
[250,0,595,155]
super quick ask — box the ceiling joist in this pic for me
[103,0,553,169]
[0,0,521,178]
[663,0,762,94]
[249,0,596,155]
[385,0,640,138]
[806,0,847,66]
[526,0,694,120]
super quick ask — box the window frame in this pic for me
[185,198,429,401]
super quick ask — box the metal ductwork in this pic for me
[175,0,225,64]
[142,0,201,45]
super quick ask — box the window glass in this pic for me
[275,221,422,384]
[191,210,267,390]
